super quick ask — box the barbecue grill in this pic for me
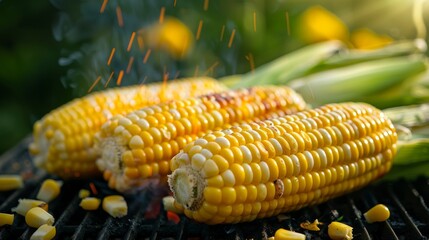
[1,137,428,240]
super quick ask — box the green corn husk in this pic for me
[230,40,345,89]
[313,38,427,71]
[289,56,428,108]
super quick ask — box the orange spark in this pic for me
[173,71,180,79]
[137,34,144,50]
[107,48,116,66]
[89,182,98,195]
[247,53,255,73]
[285,11,290,35]
[220,25,225,41]
[116,70,124,85]
[139,75,148,85]
[116,6,124,27]
[203,61,219,75]
[88,76,101,93]
[126,56,135,73]
[127,32,136,52]
[203,0,209,11]
[159,7,165,24]
[194,65,199,77]
[143,49,152,63]
[105,71,115,87]
[196,20,203,40]
[100,0,109,13]
[253,11,257,32]
[228,29,236,48]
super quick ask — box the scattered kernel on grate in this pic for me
[78,189,91,198]
[36,179,63,203]
[328,221,353,240]
[273,228,306,240]
[80,197,101,211]
[30,224,56,240]
[102,195,128,218]
[25,207,54,228]
[364,204,390,223]
[0,213,14,227]
[11,199,48,216]
[0,175,23,191]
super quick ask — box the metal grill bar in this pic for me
[0,139,429,239]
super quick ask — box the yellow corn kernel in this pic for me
[364,204,390,223]
[30,224,56,240]
[273,228,306,240]
[97,86,306,192]
[25,207,55,228]
[80,197,101,211]
[78,189,90,198]
[30,77,227,179]
[328,221,353,240]
[0,175,23,191]
[0,213,14,227]
[162,196,184,214]
[168,103,397,224]
[102,195,128,218]
[36,179,63,203]
[11,199,49,216]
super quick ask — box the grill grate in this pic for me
[1,138,428,240]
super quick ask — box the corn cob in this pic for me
[29,77,227,179]
[95,86,306,192]
[168,102,397,224]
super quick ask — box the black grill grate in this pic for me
[1,138,428,240]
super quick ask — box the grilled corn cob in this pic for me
[96,86,306,192]
[168,102,397,224]
[29,77,227,179]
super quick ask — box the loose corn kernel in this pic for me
[102,195,128,218]
[0,175,23,191]
[11,199,48,216]
[25,207,55,228]
[328,221,353,240]
[273,228,306,240]
[36,179,63,202]
[78,189,90,198]
[363,204,390,223]
[30,224,56,240]
[168,103,397,224]
[80,197,101,211]
[162,196,184,214]
[0,213,14,226]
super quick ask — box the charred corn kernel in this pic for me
[328,221,353,240]
[96,86,306,192]
[168,103,397,224]
[0,213,14,226]
[102,195,128,218]
[36,179,63,203]
[0,175,23,191]
[273,228,306,240]
[11,199,48,216]
[78,189,90,198]
[162,196,184,214]
[29,77,227,179]
[80,197,101,211]
[364,204,390,223]
[25,207,54,228]
[30,224,56,240]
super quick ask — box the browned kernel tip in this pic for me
[274,179,284,199]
